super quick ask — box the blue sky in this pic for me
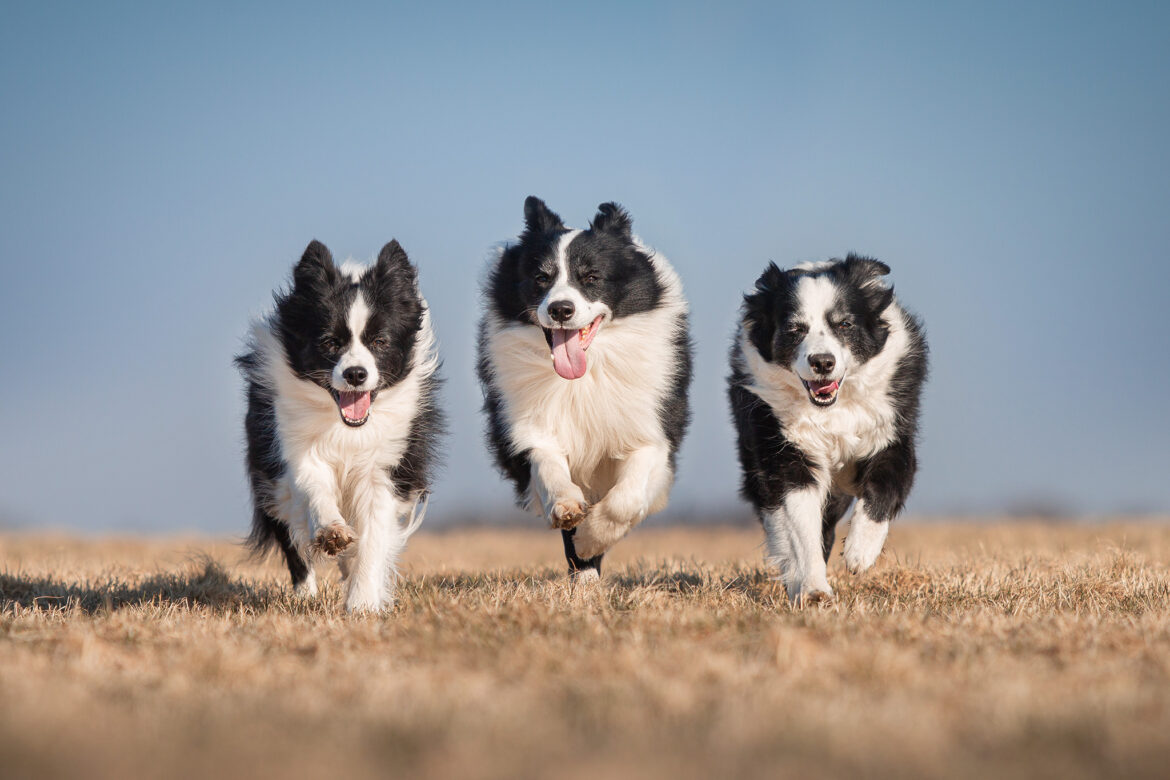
[1,2,1168,532]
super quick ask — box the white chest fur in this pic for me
[250,315,435,487]
[484,302,684,478]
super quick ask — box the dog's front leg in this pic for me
[572,442,672,559]
[842,499,889,574]
[292,452,357,556]
[844,435,915,573]
[762,484,833,605]
[528,446,587,530]
[342,479,406,613]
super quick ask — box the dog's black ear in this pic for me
[753,262,788,297]
[375,239,412,274]
[843,253,891,282]
[293,239,338,292]
[743,262,790,362]
[843,253,894,313]
[372,239,419,298]
[522,196,565,237]
[590,202,633,240]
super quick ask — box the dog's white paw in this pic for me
[600,488,648,528]
[785,579,834,607]
[293,570,318,597]
[570,567,601,585]
[844,517,889,574]
[344,581,393,614]
[344,596,390,615]
[572,507,630,559]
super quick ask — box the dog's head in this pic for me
[276,239,423,426]
[488,196,662,380]
[743,255,894,407]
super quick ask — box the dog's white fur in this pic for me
[482,240,687,559]
[738,300,912,602]
[247,299,438,612]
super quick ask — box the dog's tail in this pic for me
[246,506,285,557]
[402,492,430,539]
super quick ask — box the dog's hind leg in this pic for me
[561,529,603,580]
[271,517,317,596]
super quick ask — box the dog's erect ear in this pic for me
[743,262,791,362]
[590,202,633,240]
[375,239,412,274]
[372,239,419,299]
[293,239,338,292]
[753,262,788,297]
[843,253,894,313]
[843,254,891,283]
[522,196,565,237]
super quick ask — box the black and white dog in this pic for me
[477,197,692,578]
[237,239,442,612]
[728,255,927,604]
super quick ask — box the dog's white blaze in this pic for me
[793,275,847,382]
[484,239,687,557]
[536,229,611,330]
[245,297,440,612]
[762,485,832,604]
[332,292,380,392]
[843,499,888,573]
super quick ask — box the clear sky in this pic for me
[2,1,1168,532]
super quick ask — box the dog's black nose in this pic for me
[547,300,575,323]
[808,353,836,375]
[343,366,368,387]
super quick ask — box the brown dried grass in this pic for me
[1,522,1169,779]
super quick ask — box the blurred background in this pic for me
[1,1,1167,534]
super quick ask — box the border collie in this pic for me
[727,255,927,604]
[237,239,442,612]
[477,197,692,578]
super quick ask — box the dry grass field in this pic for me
[2,521,1169,780]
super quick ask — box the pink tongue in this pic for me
[550,328,588,380]
[810,380,839,395]
[339,390,372,421]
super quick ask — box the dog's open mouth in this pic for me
[542,316,604,380]
[331,389,376,426]
[802,378,841,407]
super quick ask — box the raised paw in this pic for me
[312,522,358,556]
[843,517,889,574]
[549,499,588,530]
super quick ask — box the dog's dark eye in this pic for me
[534,272,551,286]
[788,323,808,335]
[320,337,342,354]
[835,319,854,331]
[581,272,599,284]
[369,336,390,349]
